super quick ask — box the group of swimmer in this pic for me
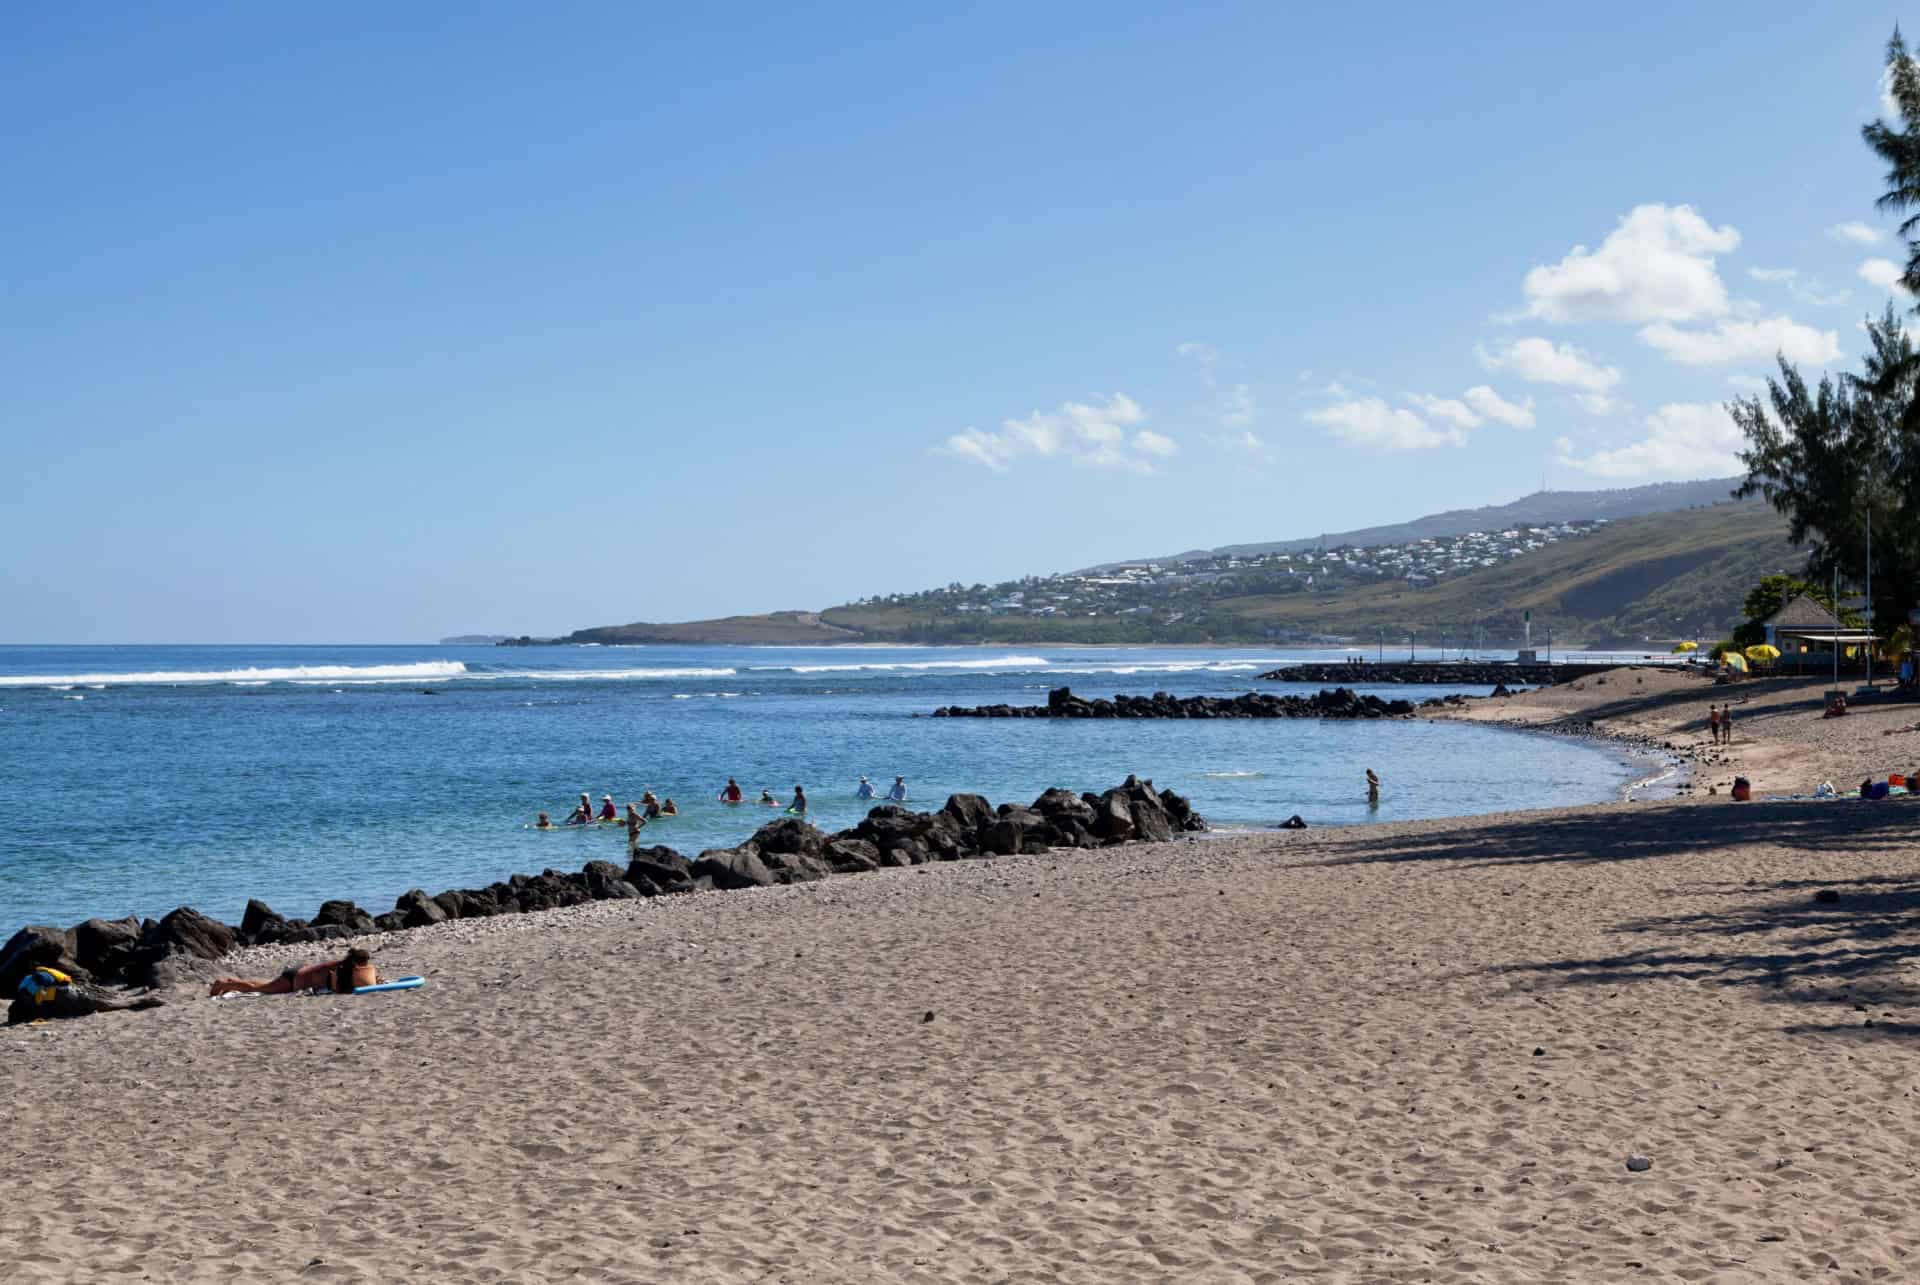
[536,790,679,830]
[537,774,909,827]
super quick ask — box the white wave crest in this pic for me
[775,655,1051,674]
[1,661,469,689]
[511,667,738,681]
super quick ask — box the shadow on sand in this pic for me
[1299,799,1920,1038]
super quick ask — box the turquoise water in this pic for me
[0,644,1636,928]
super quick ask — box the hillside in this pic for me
[1085,477,1742,571]
[818,500,1800,646]
[555,611,862,646]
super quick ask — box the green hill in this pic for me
[818,500,1800,646]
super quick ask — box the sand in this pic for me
[6,669,1920,1281]
[1437,664,1920,794]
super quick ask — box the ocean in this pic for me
[0,643,1644,929]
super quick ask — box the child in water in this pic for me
[660,797,678,816]
[535,811,553,829]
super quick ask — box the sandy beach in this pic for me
[7,669,1920,1282]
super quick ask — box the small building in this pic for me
[1764,594,1877,660]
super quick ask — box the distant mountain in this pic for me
[1081,478,1743,572]
[439,634,513,645]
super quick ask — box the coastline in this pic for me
[8,665,1919,1280]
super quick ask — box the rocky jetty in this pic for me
[3,776,1205,1025]
[1257,662,1624,685]
[932,685,1414,720]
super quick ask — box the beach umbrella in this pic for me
[1672,641,1698,653]
[1723,652,1749,672]
[1745,644,1781,662]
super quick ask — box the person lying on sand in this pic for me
[209,947,378,997]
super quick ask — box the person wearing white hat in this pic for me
[855,775,875,800]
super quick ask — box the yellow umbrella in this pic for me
[1672,641,1698,653]
[1723,652,1749,672]
[1745,644,1781,662]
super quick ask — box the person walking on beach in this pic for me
[1707,705,1720,744]
[1365,768,1380,805]
[1721,703,1734,744]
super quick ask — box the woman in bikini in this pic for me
[208,947,379,997]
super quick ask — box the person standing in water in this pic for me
[597,794,618,822]
[1365,768,1380,805]
[566,793,593,825]
[790,784,808,814]
[720,777,743,803]
[887,776,908,802]
[855,776,875,800]
[660,797,678,816]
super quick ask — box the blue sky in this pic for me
[4,3,1913,642]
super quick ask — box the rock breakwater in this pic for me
[3,776,1205,1024]
[932,685,1415,720]
[1258,662,1627,685]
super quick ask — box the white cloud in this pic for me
[1175,341,1218,364]
[1556,402,1745,480]
[1217,430,1265,451]
[1477,337,1623,392]
[1308,387,1465,449]
[1519,203,1740,324]
[1462,384,1535,429]
[1830,220,1884,247]
[1404,393,1481,430]
[1725,373,1767,391]
[1858,257,1913,298]
[1637,315,1841,366]
[1220,383,1256,428]
[941,393,1170,474]
[1744,266,1849,307]
[1575,392,1622,417]
[1132,429,1177,457]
